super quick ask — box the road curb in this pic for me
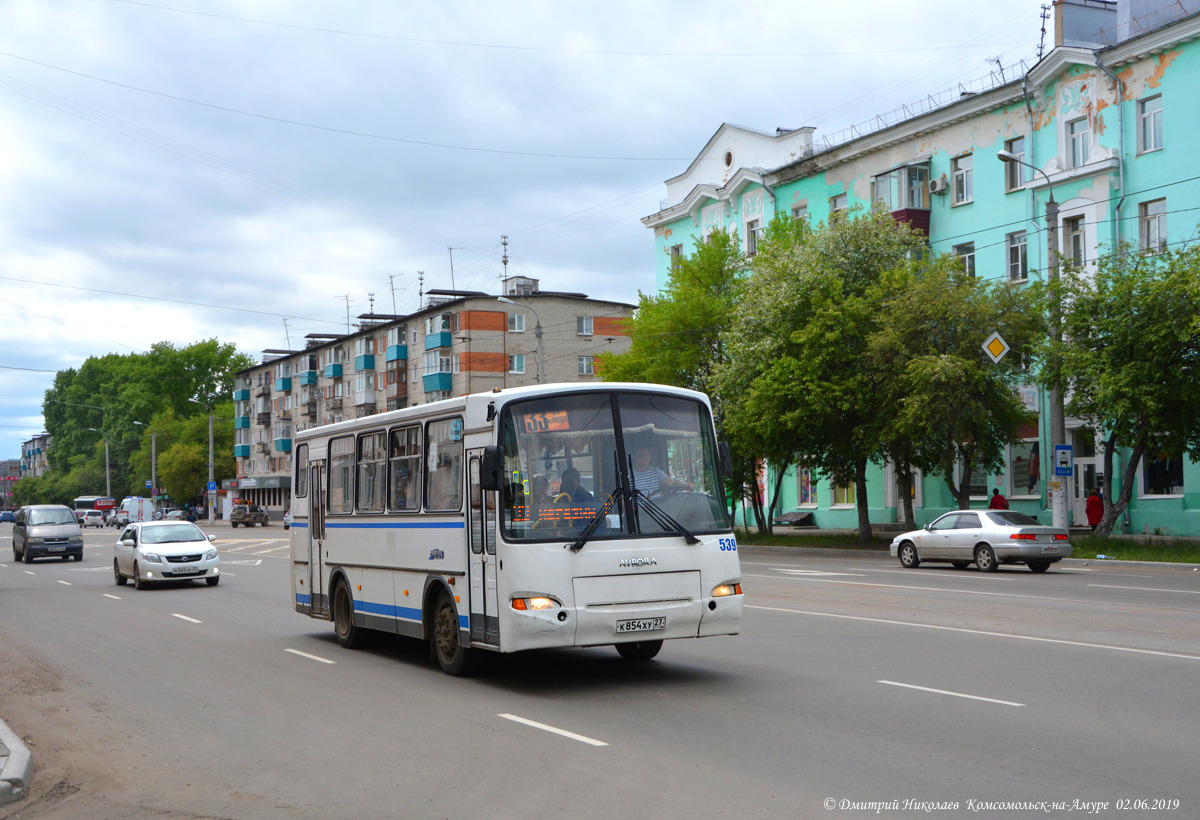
[740,545,1200,571]
[0,717,31,805]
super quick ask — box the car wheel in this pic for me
[1027,560,1051,573]
[975,545,999,572]
[73,553,82,561]
[114,560,127,586]
[133,561,146,590]
[206,575,220,586]
[22,547,33,563]
[616,640,663,662]
[432,589,478,676]
[230,521,237,528]
[332,581,363,649]
[898,541,920,568]
[952,561,970,569]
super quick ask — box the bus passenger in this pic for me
[557,468,594,506]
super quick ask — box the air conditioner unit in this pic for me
[929,176,949,195]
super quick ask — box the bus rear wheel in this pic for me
[616,640,663,662]
[432,590,476,676]
[333,581,363,649]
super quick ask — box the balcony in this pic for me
[353,404,377,419]
[256,442,270,455]
[299,370,318,386]
[425,331,453,350]
[385,344,407,362]
[355,354,376,372]
[233,389,250,401]
[323,362,343,379]
[386,380,408,402]
[301,401,318,418]
[234,416,251,429]
[233,444,251,458]
[274,377,292,392]
[273,437,293,453]
[325,397,343,411]
[255,383,271,399]
[422,372,453,393]
[256,411,272,426]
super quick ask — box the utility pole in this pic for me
[388,273,401,314]
[208,410,214,526]
[447,246,464,291]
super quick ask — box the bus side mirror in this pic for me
[479,446,505,491]
[717,441,733,479]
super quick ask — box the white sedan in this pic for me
[113,521,221,589]
[889,510,1071,572]
[81,510,106,528]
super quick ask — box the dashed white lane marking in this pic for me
[172,613,202,624]
[878,680,1024,707]
[56,579,71,586]
[771,568,865,577]
[499,714,608,747]
[1090,583,1200,595]
[746,604,1200,661]
[24,571,35,575]
[103,594,122,600]
[285,648,335,664]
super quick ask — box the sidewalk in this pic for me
[0,715,31,805]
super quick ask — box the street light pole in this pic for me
[132,421,157,513]
[497,296,546,384]
[998,149,1068,530]
[88,428,110,497]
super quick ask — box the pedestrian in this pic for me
[988,488,1009,510]
[1086,488,1104,531]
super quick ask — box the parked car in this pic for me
[890,510,1071,572]
[13,504,84,563]
[81,509,106,528]
[104,509,121,527]
[164,510,187,520]
[113,521,220,588]
[283,509,291,530]
[0,510,15,523]
[229,504,269,528]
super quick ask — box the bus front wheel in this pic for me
[616,640,663,662]
[432,590,477,676]
[333,581,363,649]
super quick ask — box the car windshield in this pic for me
[28,508,77,526]
[989,511,1042,526]
[140,524,207,544]
[498,390,728,542]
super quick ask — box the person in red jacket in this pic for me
[988,488,1009,510]
[1086,489,1104,531]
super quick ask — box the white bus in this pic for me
[289,382,743,675]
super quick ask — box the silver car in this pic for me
[114,521,221,589]
[889,510,1071,573]
[12,505,84,562]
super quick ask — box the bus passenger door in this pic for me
[309,461,329,618]
[468,453,499,645]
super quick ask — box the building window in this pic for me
[829,193,847,214]
[1007,232,1028,282]
[872,165,930,211]
[423,350,452,374]
[577,355,594,376]
[1138,95,1163,153]
[953,242,976,277]
[951,154,973,205]
[1142,451,1184,496]
[796,467,815,506]
[669,244,683,271]
[1068,118,1091,168]
[1064,216,1085,268]
[745,219,760,256]
[1004,136,1029,191]
[791,205,808,221]
[509,354,525,374]
[577,316,593,336]
[1140,199,1167,252]
[508,313,525,333]
[832,482,855,506]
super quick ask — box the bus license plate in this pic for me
[616,617,666,634]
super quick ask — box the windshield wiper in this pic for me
[632,490,700,545]
[567,487,627,553]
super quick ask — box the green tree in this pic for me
[1047,242,1200,535]
[596,229,761,523]
[722,206,926,542]
[870,259,1044,510]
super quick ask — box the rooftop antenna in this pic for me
[337,294,351,333]
[368,292,375,315]
[388,273,401,314]
[447,246,464,291]
[501,235,509,287]
[418,271,425,307]
[987,55,1006,83]
[1038,5,1050,59]
[282,318,292,350]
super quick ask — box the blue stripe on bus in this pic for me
[355,599,469,629]
[295,593,312,605]
[291,522,308,529]
[324,521,465,529]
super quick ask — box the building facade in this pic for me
[19,434,51,480]
[0,459,20,509]
[643,0,1200,534]
[228,278,633,515]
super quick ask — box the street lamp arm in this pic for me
[996,149,1055,199]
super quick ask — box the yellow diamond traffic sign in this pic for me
[983,331,1009,363]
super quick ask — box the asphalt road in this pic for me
[1,526,1198,819]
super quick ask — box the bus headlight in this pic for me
[511,596,558,611]
[711,583,742,597]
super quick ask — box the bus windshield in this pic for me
[498,391,728,542]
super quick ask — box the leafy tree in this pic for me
[1047,242,1200,535]
[722,206,926,542]
[870,259,1044,510]
[597,229,762,523]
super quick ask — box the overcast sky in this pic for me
[0,0,1049,459]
